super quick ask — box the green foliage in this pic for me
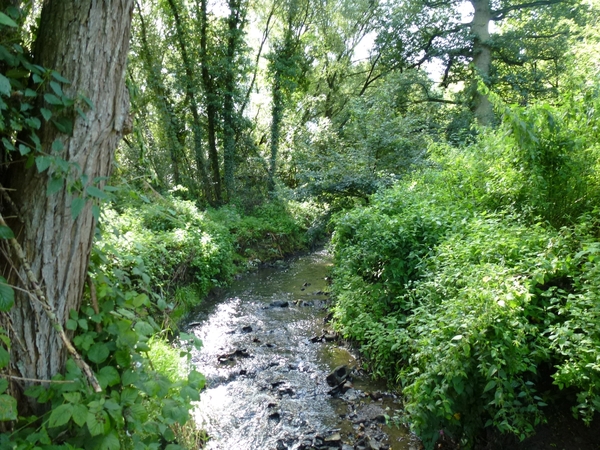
[330,85,600,448]
[3,288,205,449]
[96,195,236,318]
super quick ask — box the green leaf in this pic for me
[44,93,63,105]
[52,117,73,135]
[483,380,497,393]
[0,12,18,28]
[71,197,86,220]
[0,347,9,369]
[0,226,14,240]
[1,138,14,151]
[86,185,109,200]
[87,343,109,364]
[97,366,120,388]
[0,277,14,312]
[47,177,64,196]
[66,319,78,331]
[40,107,52,121]
[51,138,64,153]
[48,403,74,428]
[18,144,30,155]
[49,81,63,97]
[134,320,154,336]
[72,403,88,427]
[0,394,17,421]
[35,155,52,173]
[51,71,70,84]
[86,410,109,436]
[0,74,11,96]
[99,430,120,450]
[0,379,7,394]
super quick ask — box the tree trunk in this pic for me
[470,0,494,125]
[1,0,133,414]
[223,0,244,202]
[268,73,283,193]
[136,2,183,186]
[198,0,222,204]
[166,0,213,203]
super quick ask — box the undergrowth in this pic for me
[330,87,600,448]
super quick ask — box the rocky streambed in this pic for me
[185,250,422,450]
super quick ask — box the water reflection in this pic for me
[187,251,416,450]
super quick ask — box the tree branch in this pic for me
[491,0,566,21]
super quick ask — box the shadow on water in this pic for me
[186,250,422,450]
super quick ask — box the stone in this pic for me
[270,300,289,308]
[326,365,350,387]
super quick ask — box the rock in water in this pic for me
[326,365,350,387]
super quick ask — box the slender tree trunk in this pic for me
[268,74,283,193]
[223,0,244,202]
[1,0,133,414]
[470,0,494,125]
[136,2,183,185]
[198,0,222,204]
[166,0,213,203]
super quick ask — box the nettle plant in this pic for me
[0,13,205,450]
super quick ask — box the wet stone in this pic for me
[241,325,253,333]
[269,300,290,308]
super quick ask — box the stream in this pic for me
[185,250,422,450]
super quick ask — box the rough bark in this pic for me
[470,0,494,125]
[1,0,133,413]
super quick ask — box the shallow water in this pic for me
[186,250,419,450]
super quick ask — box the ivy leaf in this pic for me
[48,403,73,428]
[0,379,7,394]
[0,394,17,421]
[0,12,17,28]
[0,74,11,96]
[0,277,15,312]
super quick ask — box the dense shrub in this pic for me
[330,91,600,448]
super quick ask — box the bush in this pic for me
[330,90,600,448]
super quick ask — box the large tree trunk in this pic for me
[470,0,494,125]
[1,0,133,414]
